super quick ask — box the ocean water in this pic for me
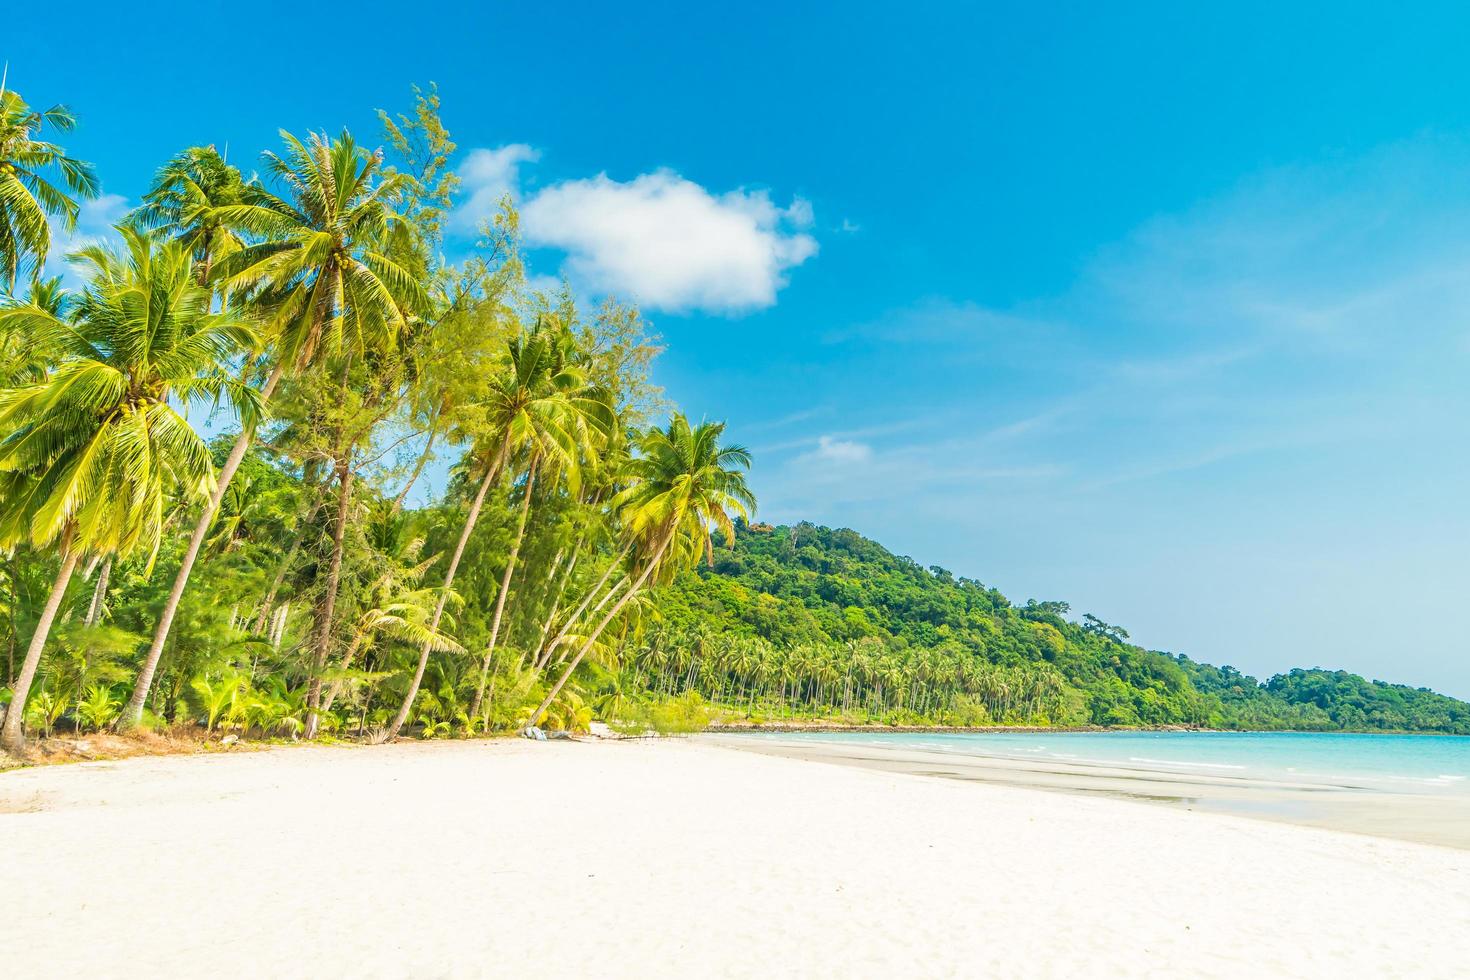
[739,730,1470,795]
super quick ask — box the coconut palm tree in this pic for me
[530,421,632,671]
[385,323,610,738]
[0,84,99,291]
[0,226,257,754]
[129,145,253,287]
[524,414,753,731]
[465,326,615,719]
[0,274,74,385]
[122,129,426,730]
[217,130,425,367]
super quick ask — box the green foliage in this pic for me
[646,521,1470,734]
[241,678,307,737]
[74,683,121,732]
[23,688,67,737]
[188,670,245,732]
[606,691,713,735]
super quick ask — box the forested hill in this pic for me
[649,521,1470,734]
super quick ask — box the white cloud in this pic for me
[45,193,129,285]
[813,435,872,463]
[449,143,818,314]
[452,144,540,231]
[785,197,815,228]
[519,170,817,314]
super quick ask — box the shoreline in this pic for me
[708,721,1470,737]
[5,721,1464,777]
[4,738,1468,977]
[705,732,1470,850]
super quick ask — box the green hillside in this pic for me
[639,521,1470,734]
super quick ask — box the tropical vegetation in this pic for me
[2,81,1466,762]
[650,521,1470,733]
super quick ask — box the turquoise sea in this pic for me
[737,730,1470,795]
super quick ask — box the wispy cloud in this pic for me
[812,435,872,463]
[822,297,1068,353]
[739,405,834,434]
[753,417,934,455]
[762,428,1066,521]
[44,193,129,285]
[1108,346,1262,385]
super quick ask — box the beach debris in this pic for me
[523,726,547,741]
[220,734,239,747]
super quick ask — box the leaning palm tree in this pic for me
[121,129,426,730]
[384,323,610,739]
[523,415,754,731]
[465,325,614,719]
[0,226,258,755]
[0,84,99,291]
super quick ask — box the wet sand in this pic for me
[705,734,1470,849]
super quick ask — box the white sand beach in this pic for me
[4,738,1469,978]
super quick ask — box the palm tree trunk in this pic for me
[534,554,629,671]
[319,632,365,717]
[388,425,438,517]
[76,555,115,722]
[530,546,575,659]
[84,556,112,628]
[253,488,327,633]
[121,361,286,730]
[6,553,19,686]
[469,454,539,721]
[1,530,80,757]
[524,529,674,731]
[304,464,355,739]
[385,439,510,740]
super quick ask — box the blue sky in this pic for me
[8,2,1470,696]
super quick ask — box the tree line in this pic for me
[652,521,1470,733]
[615,626,1069,725]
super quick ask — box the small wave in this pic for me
[1129,757,1248,771]
[1265,770,1470,790]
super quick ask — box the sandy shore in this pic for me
[4,738,1468,978]
[707,734,1470,850]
